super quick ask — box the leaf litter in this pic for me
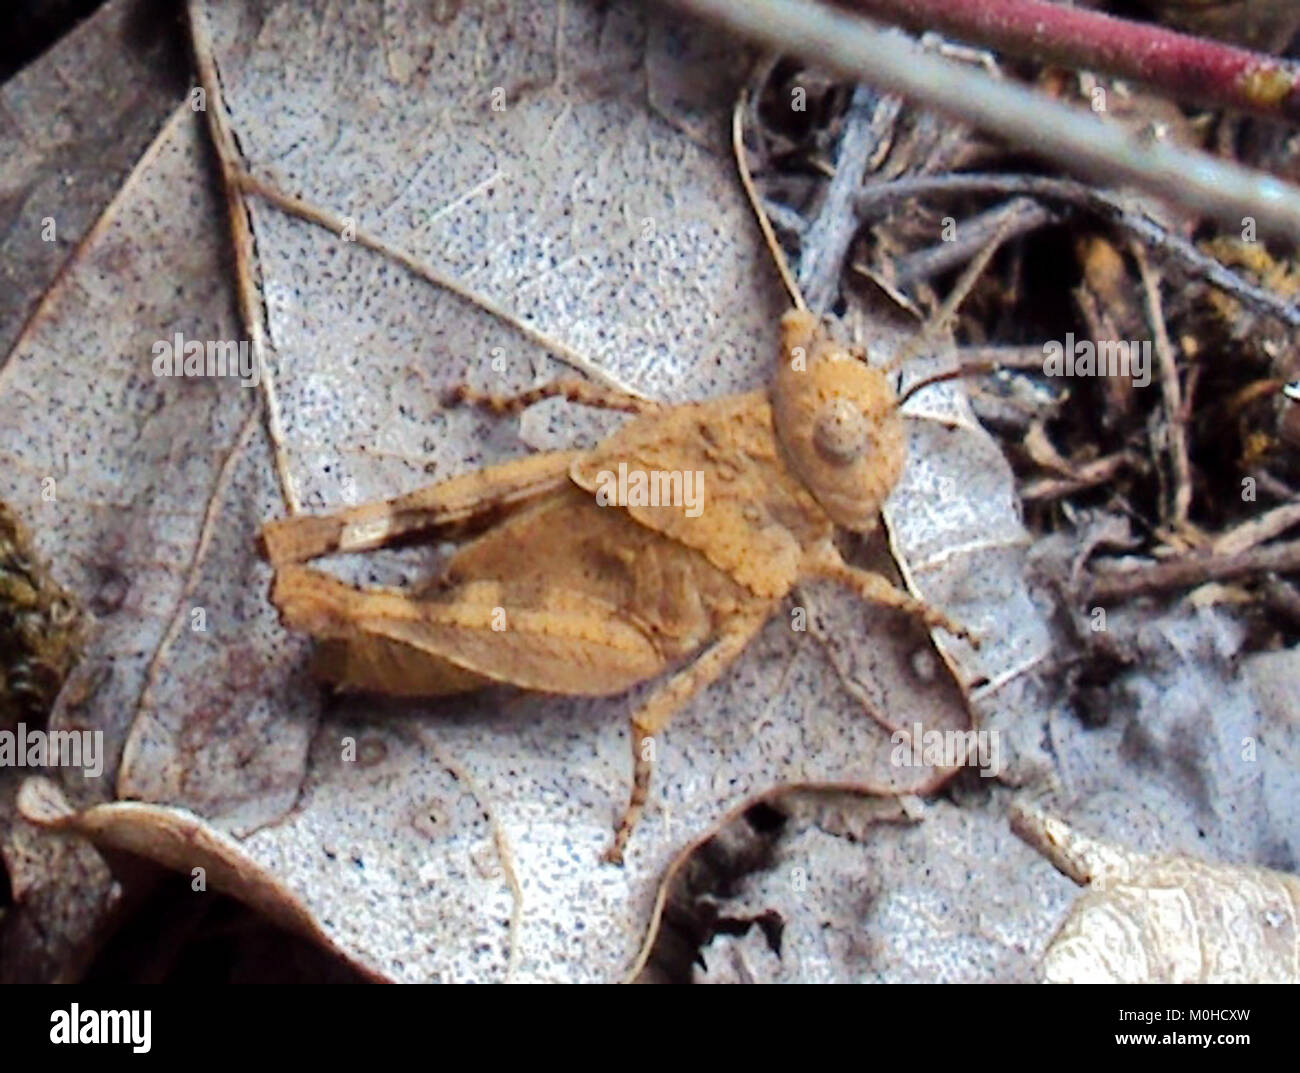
[0,0,1039,982]
[2,0,1297,983]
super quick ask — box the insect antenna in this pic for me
[733,88,808,313]
[895,361,998,407]
[733,84,1021,402]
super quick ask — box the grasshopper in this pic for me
[259,309,975,863]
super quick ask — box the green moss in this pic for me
[0,500,82,730]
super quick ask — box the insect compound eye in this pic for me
[812,397,870,466]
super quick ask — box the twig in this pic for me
[958,343,1054,370]
[848,260,925,319]
[1212,502,1300,555]
[1088,538,1300,601]
[893,196,1055,286]
[889,213,1020,382]
[1263,577,1300,627]
[1131,243,1192,528]
[854,173,1300,328]
[668,0,1300,240]
[797,84,891,312]
[834,0,1300,124]
[1255,470,1300,501]
[1021,451,1136,502]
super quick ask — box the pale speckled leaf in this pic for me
[1,0,1002,981]
[0,0,191,981]
[876,323,1053,706]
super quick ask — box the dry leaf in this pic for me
[1,0,1046,980]
[1013,799,1300,983]
[690,792,1073,983]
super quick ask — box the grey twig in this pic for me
[797,84,892,313]
[1132,243,1193,528]
[1088,539,1300,601]
[893,197,1055,286]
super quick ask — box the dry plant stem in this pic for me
[186,0,301,514]
[1021,452,1135,502]
[797,84,890,313]
[856,173,1300,328]
[1088,538,1300,601]
[909,214,1018,354]
[835,0,1300,123]
[893,197,1055,286]
[959,343,1056,370]
[1224,377,1287,419]
[851,260,926,320]
[1212,502,1300,555]
[1263,577,1300,627]
[884,225,1014,396]
[1132,243,1192,528]
[870,215,1023,395]
[1255,470,1300,501]
[1008,799,1133,886]
[670,0,1300,240]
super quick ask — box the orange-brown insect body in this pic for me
[261,310,961,861]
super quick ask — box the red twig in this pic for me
[836,0,1300,123]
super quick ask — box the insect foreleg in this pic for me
[603,603,775,865]
[807,546,979,645]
